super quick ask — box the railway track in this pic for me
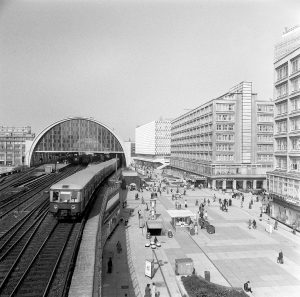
[0,166,83,221]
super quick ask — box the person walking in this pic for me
[144,284,151,297]
[107,257,112,273]
[194,223,198,235]
[184,199,187,208]
[277,250,284,264]
[151,282,157,297]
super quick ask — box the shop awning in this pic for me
[166,209,195,218]
[146,220,163,229]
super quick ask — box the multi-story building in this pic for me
[171,81,274,190]
[135,120,171,172]
[267,25,300,229]
[0,126,35,167]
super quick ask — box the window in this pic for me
[291,77,300,93]
[291,117,300,131]
[291,137,300,150]
[292,58,299,74]
[276,64,288,81]
[291,97,300,111]
[217,114,234,121]
[276,121,287,133]
[276,102,287,115]
[276,83,288,98]
[276,139,287,150]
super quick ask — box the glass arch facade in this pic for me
[29,118,125,166]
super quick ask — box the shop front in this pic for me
[270,195,300,231]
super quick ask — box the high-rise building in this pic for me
[0,126,35,167]
[135,120,171,171]
[267,25,300,230]
[171,81,274,190]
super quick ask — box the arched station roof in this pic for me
[28,117,129,166]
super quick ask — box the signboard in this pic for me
[145,259,154,278]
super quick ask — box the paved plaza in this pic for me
[102,186,300,297]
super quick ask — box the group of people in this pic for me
[144,282,158,297]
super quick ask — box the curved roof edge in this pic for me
[27,117,129,166]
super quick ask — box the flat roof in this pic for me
[122,170,138,177]
[146,220,163,229]
[166,209,195,218]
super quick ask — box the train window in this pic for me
[71,191,79,202]
[60,191,71,202]
[52,191,59,202]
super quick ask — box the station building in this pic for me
[0,126,35,167]
[134,120,171,174]
[267,25,300,229]
[171,81,274,190]
[27,117,129,167]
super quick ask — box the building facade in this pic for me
[171,81,274,190]
[134,120,171,172]
[267,25,300,230]
[0,126,35,167]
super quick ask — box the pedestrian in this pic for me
[151,282,157,297]
[274,220,278,230]
[277,250,283,264]
[144,283,151,297]
[243,281,253,293]
[107,257,112,273]
[184,199,187,208]
[207,199,210,206]
[204,210,208,220]
[194,223,198,235]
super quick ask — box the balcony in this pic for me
[290,89,300,99]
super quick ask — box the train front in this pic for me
[49,184,82,219]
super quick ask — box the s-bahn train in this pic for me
[49,159,119,219]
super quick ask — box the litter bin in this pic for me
[204,270,210,282]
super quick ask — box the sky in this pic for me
[1,0,300,141]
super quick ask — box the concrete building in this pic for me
[171,81,274,190]
[0,126,35,167]
[267,25,300,230]
[134,120,171,172]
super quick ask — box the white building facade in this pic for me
[135,120,171,171]
[267,26,300,230]
[171,82,274,190]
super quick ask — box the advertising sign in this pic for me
[145,259,154,278]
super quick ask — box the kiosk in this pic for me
[166,209,196,231]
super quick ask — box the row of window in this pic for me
[216,144,233,151]
[257,154,273,161]
[216,124,234,131]
[215,154,234,161]
[257,104,274,112]
[257,144,273,152]
[216,114,234,121]
[276,58,300,81]
[216,103,235,112]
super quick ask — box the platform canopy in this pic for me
[166,209,195,218]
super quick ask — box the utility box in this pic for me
[175,258,194,275]
[205,270,210,282]
[45,165,53,174]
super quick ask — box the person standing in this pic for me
[243,281,253,293]
[204,210,208,221]
[184,199,187,208]
[194,223,198,235]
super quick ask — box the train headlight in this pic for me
[71,205,76,209]
[54,204,58,209]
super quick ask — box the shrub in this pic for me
[181,275,248,297]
